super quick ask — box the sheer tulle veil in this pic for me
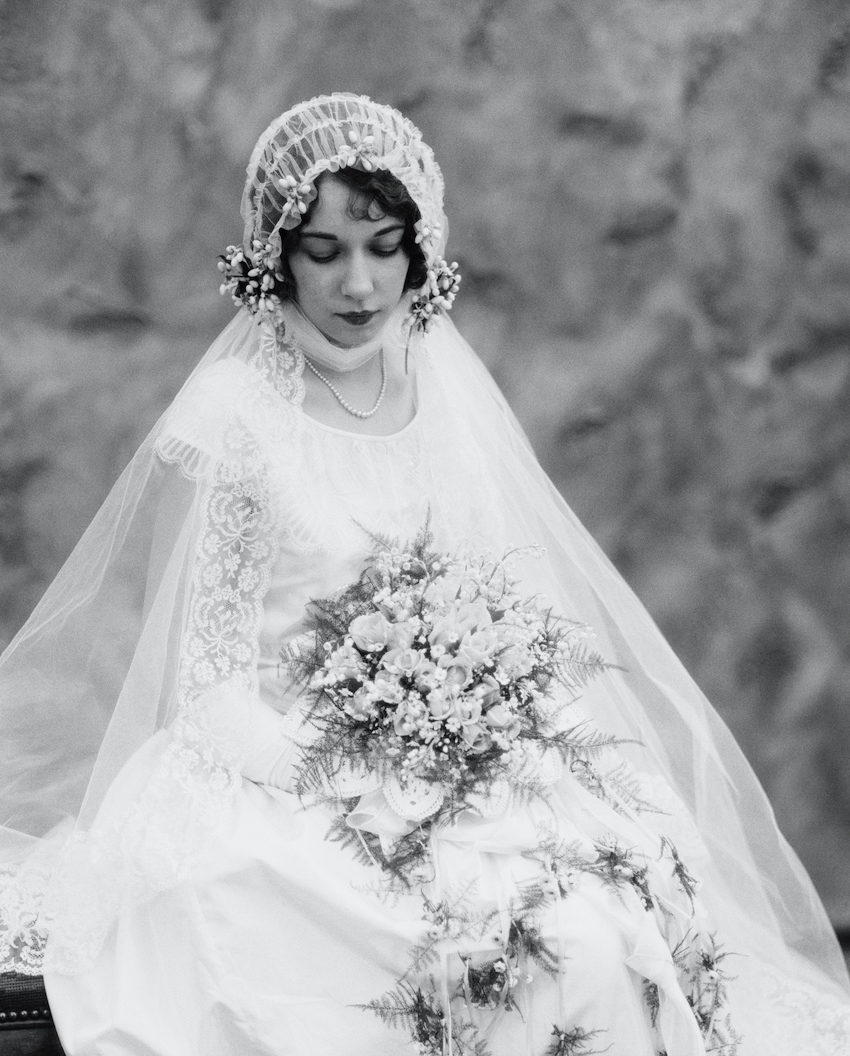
[0,95,847,1030]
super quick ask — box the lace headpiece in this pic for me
[219,93,460,330]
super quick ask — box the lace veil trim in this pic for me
[263,318,305,408]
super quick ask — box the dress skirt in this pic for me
[44,726,700,1056]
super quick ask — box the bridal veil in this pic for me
[0,96,847,1035]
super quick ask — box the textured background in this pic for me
[2,0,850,923]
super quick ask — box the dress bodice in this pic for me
[250,346,504,711]
[256,413,434,709]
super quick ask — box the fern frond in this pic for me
[545,1025,611,1056]
[404,884,493,978]
[660,837,700,905]
[356,980,446,1054]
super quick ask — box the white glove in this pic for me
[191,680,296,789]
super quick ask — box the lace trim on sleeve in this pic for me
[161,468,281,840]
[158,469,281,855]
[178,475,277,708]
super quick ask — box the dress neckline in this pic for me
[298,399,421,441]
[265,312,423,441]
[298,348,423,441]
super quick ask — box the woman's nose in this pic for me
[340,252,375,299]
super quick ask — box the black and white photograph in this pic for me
[2,3,850,1054]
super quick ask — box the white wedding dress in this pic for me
[37,319,850,1056]
[42,431,698,1053]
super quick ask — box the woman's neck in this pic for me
[280,300,418,436]
[300,345,418,435]
[281,300,406,373]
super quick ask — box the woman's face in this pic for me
[287,175,410,348]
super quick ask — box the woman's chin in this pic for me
[327,316,385,347]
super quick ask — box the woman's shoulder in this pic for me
[161,358,256,444]
[155,352,291,480]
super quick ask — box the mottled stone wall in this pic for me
[2,0,850,918]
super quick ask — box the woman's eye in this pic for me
[306,251,338,263]
[372,241,404,257]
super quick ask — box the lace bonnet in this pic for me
[220,93,460,327]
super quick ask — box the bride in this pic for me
[1,93,849,1056]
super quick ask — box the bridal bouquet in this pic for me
[285,524,608,817]
[282,526,738,1056]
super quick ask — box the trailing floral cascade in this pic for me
[282,526,740,1056]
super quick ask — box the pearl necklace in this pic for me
[304,349,387,419]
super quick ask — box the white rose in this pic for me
[383,648,425,676]
[428,614,462,651]
[450,695,483,726]
[456,600,492,633]
[461,722,492,754]
[387,619,419,649]
[349,612,392,652]
[424,576,462,606]
[456,628,499,668]
[427,689,454,720]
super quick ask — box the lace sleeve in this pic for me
[152,351,291,773]
[168,466,282,785]
[178,474,277,709]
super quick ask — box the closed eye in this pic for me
[371,240,404,258]
[304,241,403,263]
[298,223,405,264]
[305,250,339,263]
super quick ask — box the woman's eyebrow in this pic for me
[300,222,405,241]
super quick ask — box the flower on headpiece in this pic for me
[330,128,379,172]
[218,238,284,317]
[414,218,443,250]
[406,258,462,332]
[277,174,319,231]
[271,128,383,235]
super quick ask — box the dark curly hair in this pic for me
[276,167,428,300]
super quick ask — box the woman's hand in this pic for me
[191,680,295,789]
